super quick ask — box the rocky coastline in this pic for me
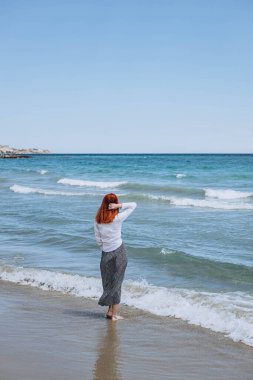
[0,145,50,159]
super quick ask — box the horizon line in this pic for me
[36,152,253,155]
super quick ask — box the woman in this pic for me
[94,193,137,321]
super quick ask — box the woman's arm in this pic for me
[116,202,137,222]
[94,222,103,247]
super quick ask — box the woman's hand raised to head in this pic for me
[108,203,122,210]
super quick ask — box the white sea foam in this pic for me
[37,170,48,175]
[161,248,180,255]
[205,188,253,200]
[1,265,253,347]
[176,173,186,179]
[143,194,171,201]
[170,197,253,210]
[10,184,95,197]
[0,265,101,298]
[143,193,253,210]
[57,178,127,188]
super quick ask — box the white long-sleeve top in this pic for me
[94,202,137,252]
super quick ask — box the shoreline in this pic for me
[1,280,253,380]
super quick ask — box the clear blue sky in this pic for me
[0,0,252,153]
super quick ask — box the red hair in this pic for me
[95,193,119,224]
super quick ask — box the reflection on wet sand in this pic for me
[93,321,122,380]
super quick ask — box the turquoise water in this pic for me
[1,154,253,345]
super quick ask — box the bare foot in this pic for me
[105,306,113,319]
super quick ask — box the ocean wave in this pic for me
[123,183,253,204]
[37,169,48,175]
[141,193,171,201]
[205,188,253,200]
[121,182,202,196]
[176,173,186,179]
[57,178,127,188]
[131,247,253,285]
[9,184,95,197]
[160,248,253,287]
[1,264,253,347]
[170,197,253,210]
[139,193,253,210]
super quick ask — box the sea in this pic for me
[0,154,253,346]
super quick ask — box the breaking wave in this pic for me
[57,178,127,188]
[205,188,253,200]
[9,184,94,197]
[176,173,186,179]
[1,264,253,347]
[140,194,253,210]
[170,197,253,210]
[37,169,48,175]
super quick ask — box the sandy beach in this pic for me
[0,280,252,380]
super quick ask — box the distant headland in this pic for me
[0,145,51,158]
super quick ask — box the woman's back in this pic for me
[94,202,137,253]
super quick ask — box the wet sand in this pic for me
[0,280,253,380]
